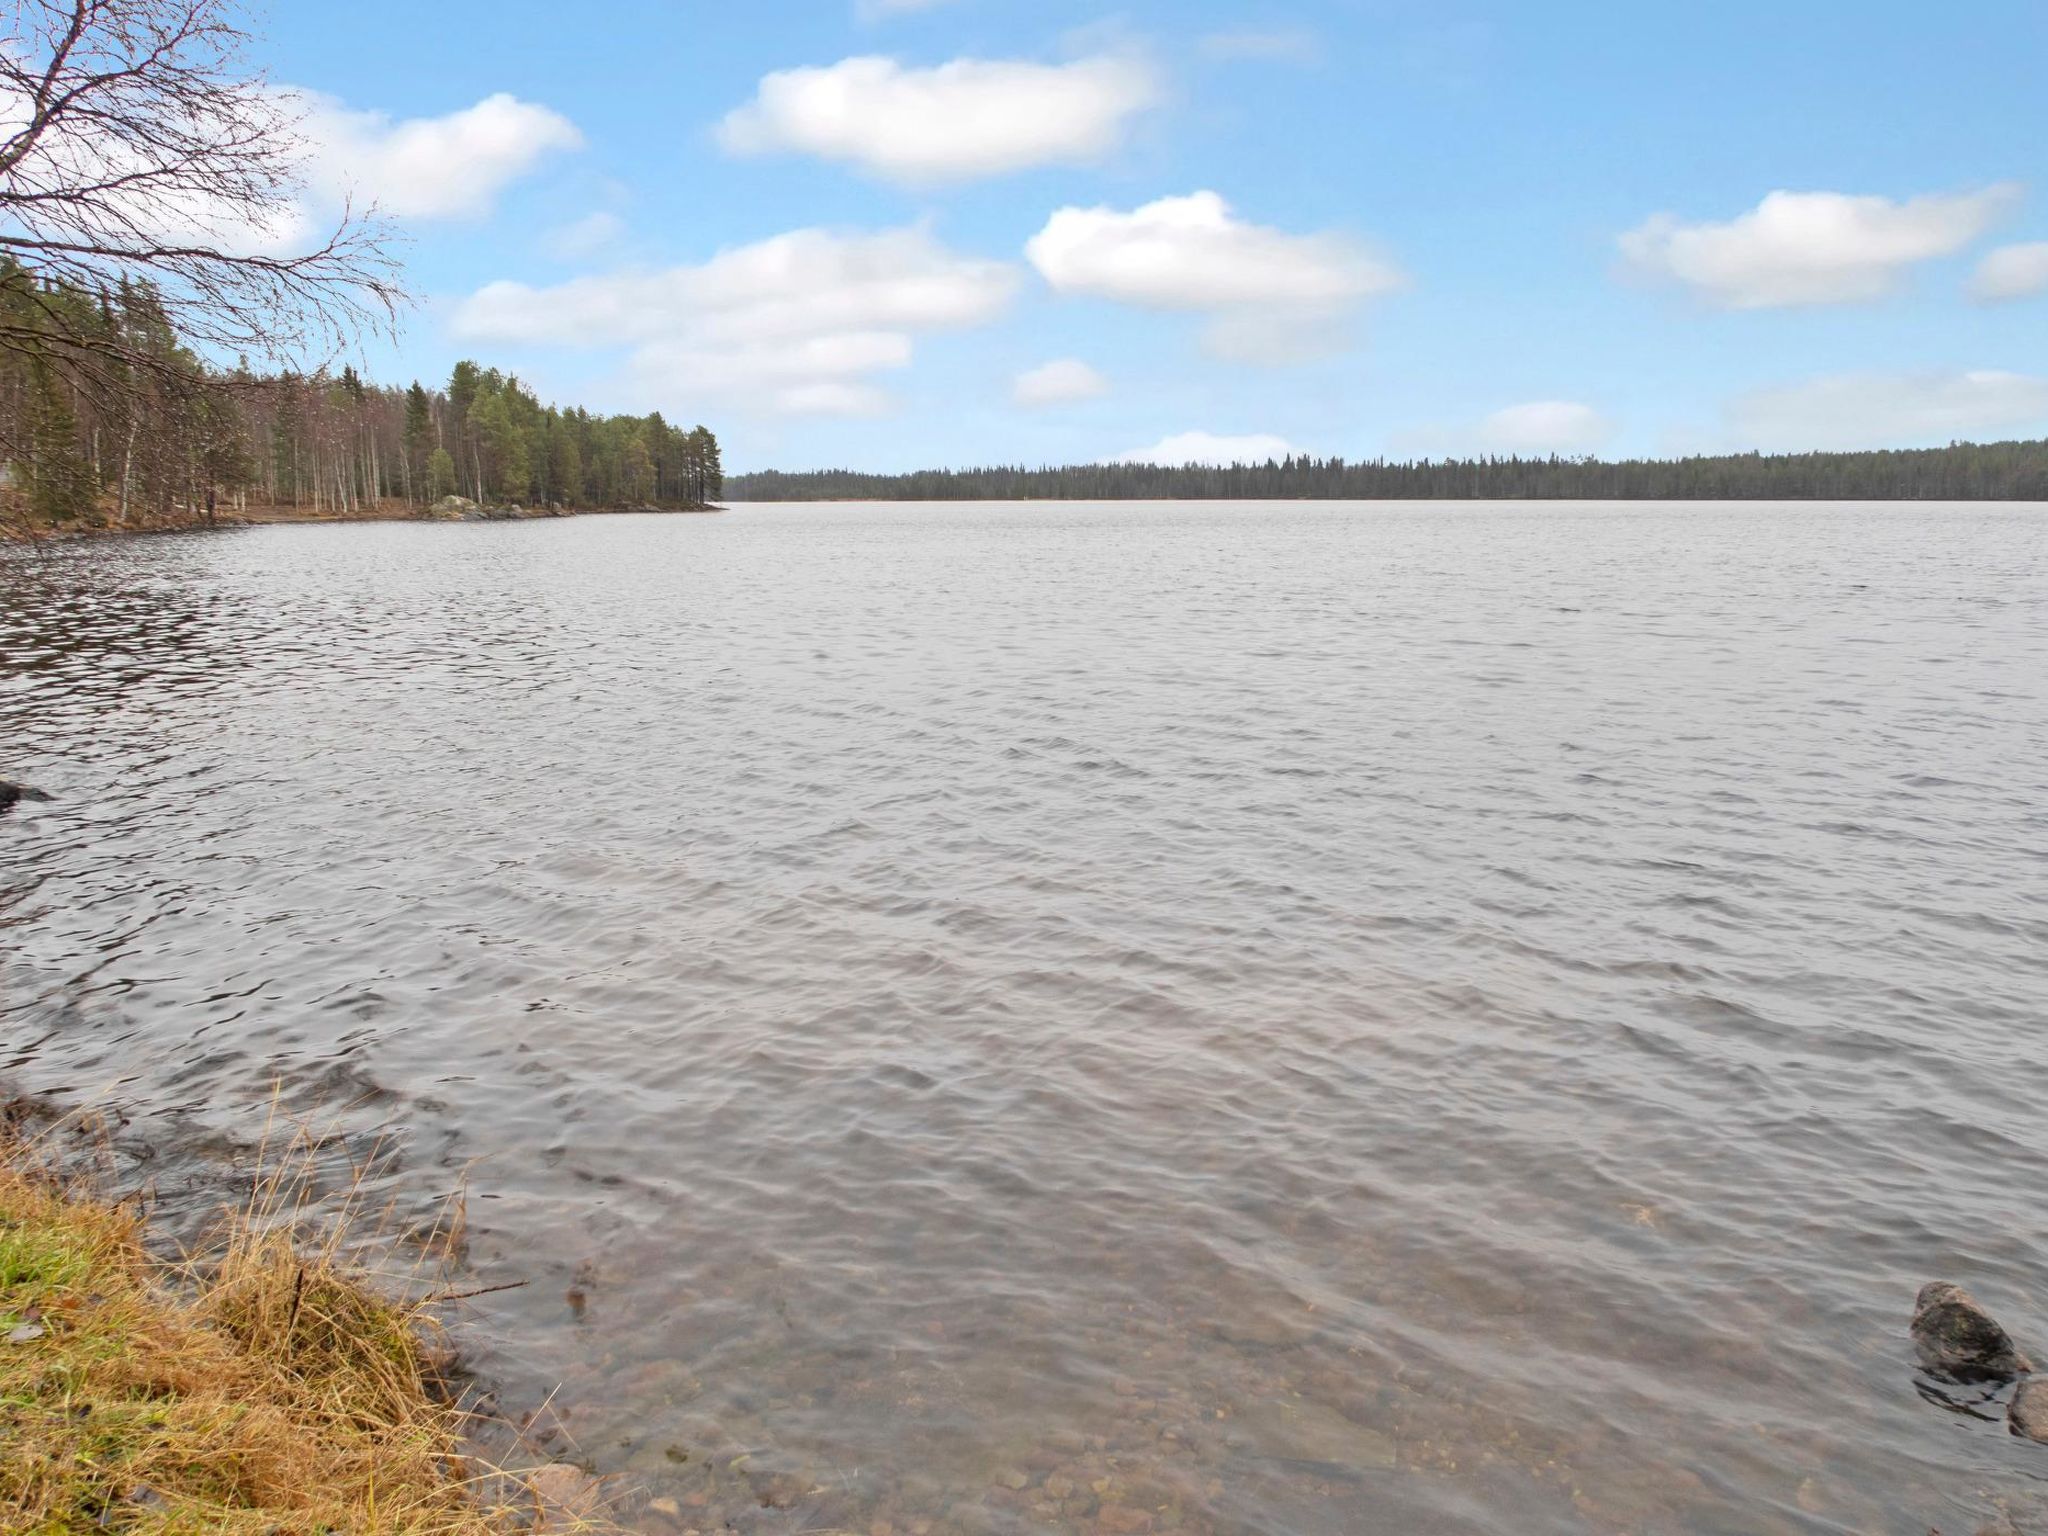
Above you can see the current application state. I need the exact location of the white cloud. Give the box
[1480,400,1613,454]
[1198,29,1321,65]
[453,224,1019,417]
[0,84,579,262]
[295,91,583,220]
[1970,242,2048,303]
[1117,431,1299,466]
[1725,370,2048,451]
[718,54,1158,184]
[543,210,625,261]
[1026,191,1402,363]
[1390,400,1614,460]
[1619,186,2019,309]
[1013,358,1108,407]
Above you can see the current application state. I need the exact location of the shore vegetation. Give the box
[0,1120,603,1534]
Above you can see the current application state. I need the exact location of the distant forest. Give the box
[728,439,2048,504]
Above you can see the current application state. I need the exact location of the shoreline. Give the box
[0,1099,612,1533]
[2,497,725,545]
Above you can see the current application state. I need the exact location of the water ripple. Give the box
[4,502,2047,1535]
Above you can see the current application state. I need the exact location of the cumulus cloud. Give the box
[1970,242,2048,303]
[294,91,583,221]
[717,54,1158,184]
[1117,431,1298,466]
[1725,370,2048,451]
[1013,358,1108,407]
[1619,186,2018,309]
[1026,191,1402,363]
[1480,401,1613,454]
[453,224,1019,417]
[0,85,579,261]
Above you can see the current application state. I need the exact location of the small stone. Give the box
[0,781,54,815]
[7,1323,47,1344]
[869,1521,894,1536]
[997,1468,1029,1491]
[649,1497,683,1518]
[1045,1473,1075,1500]
[1097,1506,1155,1534]
[2011,1378,2048,1443]
[528,1464,603,1532]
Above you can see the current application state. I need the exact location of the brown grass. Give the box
[0,1117,604,1534]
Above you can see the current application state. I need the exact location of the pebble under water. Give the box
[3,500,2047,1535]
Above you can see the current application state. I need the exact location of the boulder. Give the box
[0,781,53,815]
[1912,1282,2033,1381]
[2013,1379,2048,1443]
[431,495,480,520]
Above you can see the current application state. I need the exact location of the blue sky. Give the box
[258,0,2048,473]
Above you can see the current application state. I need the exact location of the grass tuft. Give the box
[0,1116,604,1534]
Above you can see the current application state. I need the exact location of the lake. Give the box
[4,500,2046,1535]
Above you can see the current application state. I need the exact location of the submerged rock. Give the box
[527,1463,604,1532]
[1912,1282,2033,1381]
[2012,1379,2048,1443]
[1227,1395,1397,1474]
[0,781,54,815]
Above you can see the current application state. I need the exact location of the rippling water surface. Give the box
[5,501,2047,1534]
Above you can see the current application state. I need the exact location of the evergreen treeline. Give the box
[1,264,722,530]
[729,441,2048,504]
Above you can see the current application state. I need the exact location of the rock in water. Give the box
[1227,1396,1397,1474]
[0,781,54,815]
[527,1464,603,1533]
[1912,1282,2033,1381]
[2012,1380,2048,1443]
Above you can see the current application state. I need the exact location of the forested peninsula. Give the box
[1,267,722,539]
[729,438,2048,503]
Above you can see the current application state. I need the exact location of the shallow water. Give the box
[4,501,2047,1535]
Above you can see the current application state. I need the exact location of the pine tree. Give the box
[23,355,95,523]
[402,383,434,505]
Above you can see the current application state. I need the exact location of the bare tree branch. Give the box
[0,0,404,372]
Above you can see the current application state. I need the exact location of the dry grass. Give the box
[0,1118,602,1534]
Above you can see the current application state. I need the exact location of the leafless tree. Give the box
[0,0,403,386]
